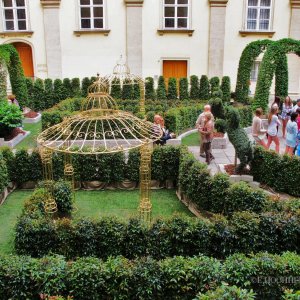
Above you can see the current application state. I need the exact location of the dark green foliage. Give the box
[132,80,140,100]
[25,77,34,105]
[125,148,140,181]
[0,146,14,182]
[110,78,122,99]
[189,75,199,100]
[53,180,73,214]
[63,78,72,98]
[81,77,91,97]
[221,76,231,102]
[214,118,227,133]
[235,39,272,104]
[275,53,288,98]
[167,77,178,100]
[179,77,189,100]
[44,78,54,109]
[122,79,133,100]
[283,290,300,300]
[70,78,81,97]
[0,101,23,137]
[251,146,300,197]
[209,77,220,95]
[199,75,210,100]
[0,152,8,193]
[209,92,225,119]
[53,79,65,105]
[145,77,156,100]
[237,106,253,128]
[157,76,167,100]
[32,78,45,111]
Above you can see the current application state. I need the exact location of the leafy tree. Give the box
[179,77,188,100]
[189,75,199,100]
[221,76,231,102]
[145,77,156,100]
[156,76,167,100]
[199,75,209,100]
[167,77,177,100]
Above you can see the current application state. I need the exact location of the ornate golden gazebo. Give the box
[37,69,161,222]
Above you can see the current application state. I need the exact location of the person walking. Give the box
[196,105,212,157]
[252,108,267,149]
[266,106,281,153]
[280,96,293,138]
[285,112,298,156]
[198,112,214,165]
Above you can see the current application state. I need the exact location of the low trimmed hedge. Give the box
[0,252,299,299]
[15,211,300,259]
[251,146,300,197]
[0,152,8,194]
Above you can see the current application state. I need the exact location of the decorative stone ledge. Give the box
[40,0,61,7]
[124,0,144,6]
[0,31,33,38]
[74,30,110,37]
[239,30,275,38]
[209,0,229,7]
[0,131,30,148]
[23,113,42,124]
[157,29,194,36]
[290,0,300,8]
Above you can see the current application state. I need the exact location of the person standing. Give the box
[199,112,214,165]
[196,105,212,157]
[266,106,281,153]
[252,108,267,149]
[280,96,293,138]
[285,112,298,156]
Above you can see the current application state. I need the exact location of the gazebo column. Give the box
[288,0,300,97]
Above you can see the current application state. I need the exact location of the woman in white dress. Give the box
[266,106,281,153]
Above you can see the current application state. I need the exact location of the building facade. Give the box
[0,0,300,96]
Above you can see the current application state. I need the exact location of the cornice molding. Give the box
[40,0,61,8]
[0,31,33,38]
[124,0,144,7]
[209,0,229,7]
[290,0,300,8]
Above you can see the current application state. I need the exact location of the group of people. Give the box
[252,97,300,156]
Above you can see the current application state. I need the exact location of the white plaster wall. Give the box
[223,0,291,94]
[59,0,126,79]
[0,0,48,79]
[142,0,210,79]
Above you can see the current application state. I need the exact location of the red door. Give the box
[12,42,34,78]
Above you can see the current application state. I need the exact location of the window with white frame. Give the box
[246,0,272,31]
[163,0,189,29]
[250,61,261,81]
[79,0,105,30]
[1,0,28,31]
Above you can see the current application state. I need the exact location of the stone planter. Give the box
[117,180,137,190]
[81,181,107,190]
[212,132,228,149]
[23,113,42,124]
[0,131,30,148]
[20,181,36,189]
[165,179,175,189]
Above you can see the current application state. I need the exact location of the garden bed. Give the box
[0,129,30,148]
[23,111,41,124]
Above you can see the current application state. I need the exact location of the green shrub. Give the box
[237,106,253,128]
[209,95,225,119]
[53,79,65,105]
[0,101,23,137]
[122,78,133,100]
[132,79,140,100]
[110,78,122,99]
[25,77,34,105]
[71,78,81,97]
[210,77,220,95]
[32,78,45,111]
[179,77,189,100]
[146,111,155,122]
[44,78,54,109]
[221,76,231,102]
[199,75,210,100]
[0,146,14,182]
[53,180,73,214]
[195,284,256,300]
[283,289,300,299]
[0,152,8,193]
[145,77,156,100]
[81,77,91,97]
[62,78,72,98]
[215,118,227,133]
[157,76,167,100]
[190,75,199,100]
[125,148,140,182]
[167,77,178,100]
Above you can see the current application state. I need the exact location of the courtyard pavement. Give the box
[188,131,287,175]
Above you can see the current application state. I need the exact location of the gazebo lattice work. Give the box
[38,69,161,221]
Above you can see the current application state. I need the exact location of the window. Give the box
[246,0,272,31]
[1,0,28,31]
[163,0,189,29]
[251,61,260,81]
[79,0,105,30]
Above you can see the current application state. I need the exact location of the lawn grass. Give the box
[181,131,200,146]
[0,189,193,254]
[0,191,31,255]
[15,121,42,150]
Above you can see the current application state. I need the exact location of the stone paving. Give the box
[188,132,287,175]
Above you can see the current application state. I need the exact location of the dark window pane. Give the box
[3,0,12,7]
[165,18,174,28]
[165,7,175,17]
[247,20,257,29]
[259,20,269,30]
[165,0,175,4]
[177,0,188,4]
[16,0,25,6]
[4,9,13,20]
[81,19,91,28]
[177,18,187,28]
[177,7,188,17]
[248,0,258,6]
[93,7,103,18]
[17,9,26,19]
[81,7,90,18]
[260,8,270,20]
[94,18,103,28]
[247,8,257,19]
[80,0,90,5]
[261,0,271,6]
[18,20,26,30]
[93,0,103,4]
[5,20,14,30]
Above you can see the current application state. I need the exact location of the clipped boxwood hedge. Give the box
[0,252,299,299]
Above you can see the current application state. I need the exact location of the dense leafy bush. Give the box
[0,152,8,194]
[236,105,253,128]
[209,92,225,119]
[44,78,54,109]
[53,79,66,105]
[215,118,227,133]
[145,77,156,100]
[167,77,178,100]
[0,101,23,137]
[221,76,231,102]
[32,78,45,111]
[199,75,209,100]
[53,180,73,214]
[0,146,14,182]
[190,75,199,100]
[122,78,133,100]
[25,77,34,103]
[63,78,72,99]
[179,77,189,100]
[157,76,167,100]
[81,77,91,97]
[209,77,220,95]
[70,78,81,97]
